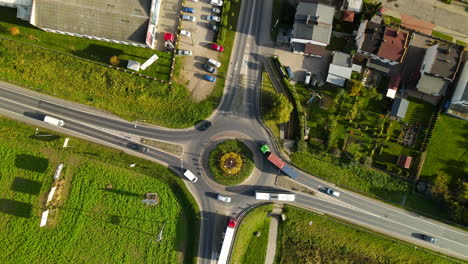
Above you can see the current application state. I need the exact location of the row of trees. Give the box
[431,173,468,223]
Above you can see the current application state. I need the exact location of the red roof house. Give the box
[377,28,408,63]
[342,10,355,23]
[397,155,412,169]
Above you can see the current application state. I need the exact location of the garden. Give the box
[208,139,254,186]
[0,116,199,263]
[275,205,461,264]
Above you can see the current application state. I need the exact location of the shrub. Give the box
[9,27,20,36]
[109,55,120,66]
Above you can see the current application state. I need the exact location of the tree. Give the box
[109,55,120,66]
[345,103,359,123]
[347,80,362,97]
[431,173,450,203]
[9,27,20,36]
[267,93,293,124]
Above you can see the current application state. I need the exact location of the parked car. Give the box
[420,234,438,243]
[202,64,216,73]
[127,142,149,153]
[182,7,195,14]
[207,23,218,32]
[210,0,223,6]
[304,71,311,85]
[181,15,196,22]
[326,188,340,197]
[207,15,221,22]
[203,75,216,82]
[180,29,191,37]
[211,44,224,52]
[217,194,232,203]
[189,0,198,2]
[197,120,212,131]
[212,7,221,13]
[177,49,192,56]
[208,58,221,68]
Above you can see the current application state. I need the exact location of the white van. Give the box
[43,116,64,127]
[207,58,221,68]
[183,170,198,183]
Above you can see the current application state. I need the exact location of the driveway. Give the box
[154,0,182,51]
[177,1,221,102]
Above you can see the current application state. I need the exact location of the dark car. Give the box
[207,23,218,32]
[181,7,195,14]
[420,234,437,243]
[127,142,149,153]
[202,64,216,73]
[197,121,212,131]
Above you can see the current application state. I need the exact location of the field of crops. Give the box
[0,116,198,263]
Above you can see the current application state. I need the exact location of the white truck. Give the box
[43,116,64,127]
[255,191,296,202]
[217,218,237,264]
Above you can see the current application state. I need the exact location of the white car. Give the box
[190,0,198,2]
[210,0,223,6]
[180,30,191,37]
[212,7,221,13]
[181,15,196,22]
[207,58,221,68]
[217,194,231,203]
[207,15,221,22]
[177,49,192,56]
[326,188,340,197]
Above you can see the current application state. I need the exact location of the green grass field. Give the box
[230,204,273,264]
[420,114,468,183]
[275,205,460,264]
[208,140,254,186]
[0,116,199,263]
[261,72,281,139]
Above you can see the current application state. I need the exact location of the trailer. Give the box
[255,191,296,202]
[281,165,299,179]
[217,218,237,264]
[260,145,299,179]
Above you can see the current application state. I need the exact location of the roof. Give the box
[343,10,355,23]
[397,155,412,169]
[304,43,327,56]
[332,52,352,67]
[345,0,363,13]
[327,52,353,87]
[451,61,468,103]
[388,74,401,90]
[376,28,408,62]
[417,74,449,96]
[386,89,397,98]
[357,21,385,54]
[292,2,334,45]
[367,58,392,73]
[32,0,151,44]
[431,45,461,79]
[390,98,409,119]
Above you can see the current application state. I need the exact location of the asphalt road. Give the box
[0,0,467,263]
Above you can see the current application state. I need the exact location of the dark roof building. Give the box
[397,155,412,169]
[390,98,409,119]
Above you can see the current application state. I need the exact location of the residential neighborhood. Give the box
[0,0,466,263]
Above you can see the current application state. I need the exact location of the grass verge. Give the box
[0,116,199,263]
[208,139,254,186]
[230,204,274,264]
[276,205,461,264]
[260,71,280,139]
[432,30,454,42]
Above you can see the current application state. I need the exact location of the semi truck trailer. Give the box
[260,144,299,179]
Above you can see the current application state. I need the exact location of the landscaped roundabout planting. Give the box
[208,139,254,186]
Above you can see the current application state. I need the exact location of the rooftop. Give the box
[390,98,409,119]
[430,44,461,79]
[417,74,449,96]
[357,21,384,54]
[292,2,334,45]
[32,0,151,45]
[451,61,468,103]
[376,28,408,62]
[397,155,412,169]
[332,52,352,67]
[304,43,328,56]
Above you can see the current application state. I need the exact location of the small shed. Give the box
[397,155,412,169]
[390,98,409,120]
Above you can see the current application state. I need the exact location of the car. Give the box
[189,0,198,2]
[420,234,437,243]
[197,120,212,131]
[177,49,192,56]
[181,15,196,22]
[180,29,191,37]
[217,194,232,203]
[207,58,221,68]
[326,188,340,197]
[207,23,218,32]
[181,7,195,13]
[210,44,224,52]
[304,71,311,84]
[127,142,148,153]
[203,75,216,82]
[202,64,216,73]
[211,0,223,6]
[207,15,221,22]
[212,7,221,13]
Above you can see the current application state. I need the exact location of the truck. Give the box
[255,190,295,202]
[260,144,299,179]
[43,115,64,127]
[217,218,237,264]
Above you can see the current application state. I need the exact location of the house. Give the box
[397,155,412,169]
[416,44,461,97]
[326,52,353,87]
[355,21,409,74]
[343,0,363,13]
[342,10,355,23]
[446,61,468,120]
[290,1,334,56]
[390,98,409,119]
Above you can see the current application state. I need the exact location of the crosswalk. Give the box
[87,125,142,143]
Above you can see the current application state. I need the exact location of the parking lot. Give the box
[177,0,223,102]
[154,0,182,51]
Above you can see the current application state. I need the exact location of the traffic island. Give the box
[208,139,254,186]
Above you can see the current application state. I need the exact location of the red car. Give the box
[211,44,224,52]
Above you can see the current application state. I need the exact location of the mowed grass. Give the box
[420,114,468,182]
[276,205,460,264]
[261,71,280,138]
[0,39,214,128]
[230,204,273,264]
[0,116,199,263]
[0,7,171,80]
